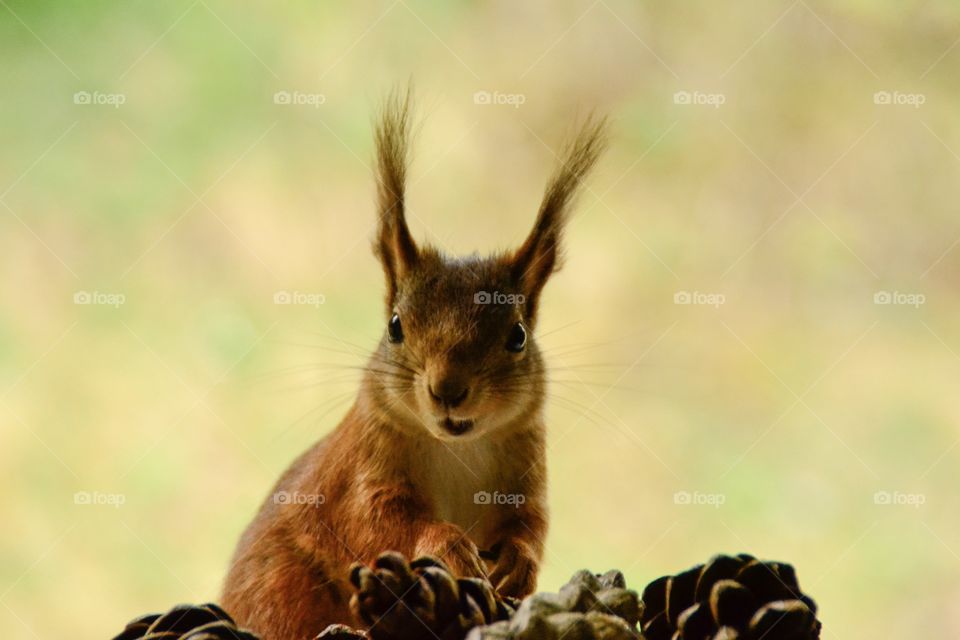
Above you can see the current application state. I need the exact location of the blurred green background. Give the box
[2,1,960,637]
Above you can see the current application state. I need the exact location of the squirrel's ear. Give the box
[373,88,419,307]
[511,116,607,324]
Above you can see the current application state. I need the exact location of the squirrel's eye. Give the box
[505,322,526,353]
[388,313,404,343]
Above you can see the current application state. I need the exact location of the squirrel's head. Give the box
[365,90,606,442]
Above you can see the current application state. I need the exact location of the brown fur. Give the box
[221,90,606,640]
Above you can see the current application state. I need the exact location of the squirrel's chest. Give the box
[412,439,503,538]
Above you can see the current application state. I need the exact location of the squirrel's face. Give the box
[364,90,605,441]
[369,250,546,441]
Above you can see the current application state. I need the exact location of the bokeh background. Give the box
[3,1,960,637]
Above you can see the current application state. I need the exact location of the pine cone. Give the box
[348,551,518,640]
[639,554,820,640]
[111,603,260,640]
[315,623,368,639]
[467,569,641,640]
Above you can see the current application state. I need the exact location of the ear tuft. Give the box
[373,86,419,309]
[512,115,608,324]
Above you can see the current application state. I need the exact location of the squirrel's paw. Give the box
[415,523,487,580]
[487,541,538,598]
[441,538,488,580]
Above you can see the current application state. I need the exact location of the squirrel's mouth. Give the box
[440,417,474,436]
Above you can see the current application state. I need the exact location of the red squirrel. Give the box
[221,91,606,640]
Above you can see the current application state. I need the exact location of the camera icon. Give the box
[474,291,492,304]
[873,491,891,505]
[673,291,691,305]
[673,491,691,505]
[273,91,292,105]
[274,290,292,304]
[73,91,91,105]
[473,90,492,105]
[273,490,292,505]
[73,290,92,305]
[673,91,692,105]
[873,291,892,305]
[473,490,492,505]
[873,91,891,105]
[73,491,92,505]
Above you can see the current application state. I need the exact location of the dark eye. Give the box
[388,313,404,343]
[505,322,526,353]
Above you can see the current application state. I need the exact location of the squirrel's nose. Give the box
[428,381,469,409]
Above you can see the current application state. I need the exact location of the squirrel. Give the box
[221,91,606,640]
